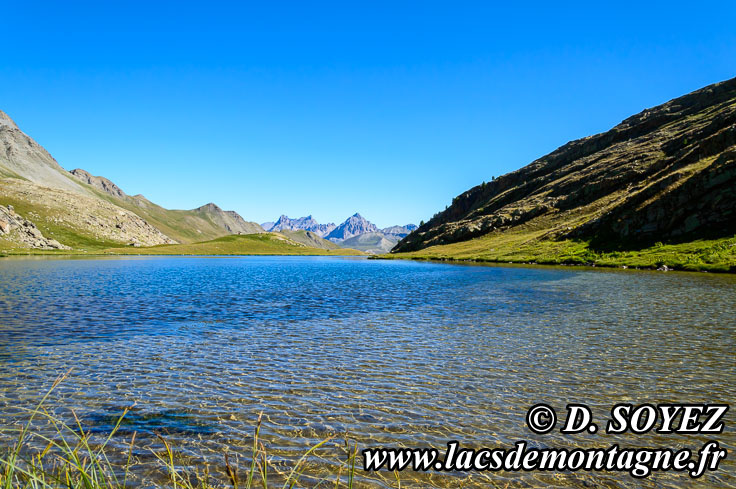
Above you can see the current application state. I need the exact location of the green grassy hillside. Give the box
[278,229,342,250]
[390,77,736,272]
[104,233,364,256]
[383,225,736,273]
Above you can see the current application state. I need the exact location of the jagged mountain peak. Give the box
[266,214,336,237]
[326,213,378,242]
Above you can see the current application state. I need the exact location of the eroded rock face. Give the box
[0,204,70,249]
[69,168,127,199]
[394,76,736,252]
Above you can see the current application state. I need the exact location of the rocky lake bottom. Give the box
[0,256,734,488]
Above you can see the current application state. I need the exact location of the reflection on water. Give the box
[0,256,734,487]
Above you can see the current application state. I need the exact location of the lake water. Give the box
[0,256,734,488]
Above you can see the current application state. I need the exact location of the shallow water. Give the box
[0,256,734,487]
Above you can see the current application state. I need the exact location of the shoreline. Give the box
[3,249,735,276]
[374,253,736,275]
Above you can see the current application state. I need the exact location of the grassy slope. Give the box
[103,233,364,256]
[385,227,736,273]
[386,154,736,272]
[386,153,736,272]
[387,127,736,273]
[390,81,736,273]
[95,192,231,244]
[278,229,342,250]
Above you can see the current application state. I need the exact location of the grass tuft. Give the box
[0,375,364,489]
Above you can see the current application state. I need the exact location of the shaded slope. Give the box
[395,77,736,255]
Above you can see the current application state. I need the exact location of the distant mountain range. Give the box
[263,215,336,237]
[262,214,417,253]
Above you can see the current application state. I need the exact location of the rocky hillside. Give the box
[0,110,263,250]
[394,77,736,254]
[0,203,69,250]
[0,178,176,249]
[69,168,127,199]
[0,111,92,194]
[192,203,264,235]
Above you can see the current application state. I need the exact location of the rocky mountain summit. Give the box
[325,213,379,242]
[263,215,336,237]
[394,76,736,254]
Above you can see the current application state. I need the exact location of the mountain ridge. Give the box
[0,110,264,250]
[390,76,736,271]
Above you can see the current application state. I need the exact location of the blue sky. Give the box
[2,2,734,227]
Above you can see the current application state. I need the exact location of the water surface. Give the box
[0,256,734,487]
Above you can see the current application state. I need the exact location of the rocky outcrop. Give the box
[69,168,127,199]
[0,204,70,249]
[394,76,736,252]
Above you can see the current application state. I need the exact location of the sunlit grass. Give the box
[385,231,736,273]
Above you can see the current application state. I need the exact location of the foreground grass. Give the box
[384,230,736,273]
[102,233,363,256]
[0,374,366,489]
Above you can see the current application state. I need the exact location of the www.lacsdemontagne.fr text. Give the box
[362,440,726,478]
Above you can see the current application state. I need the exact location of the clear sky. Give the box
[2,2,734,227]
